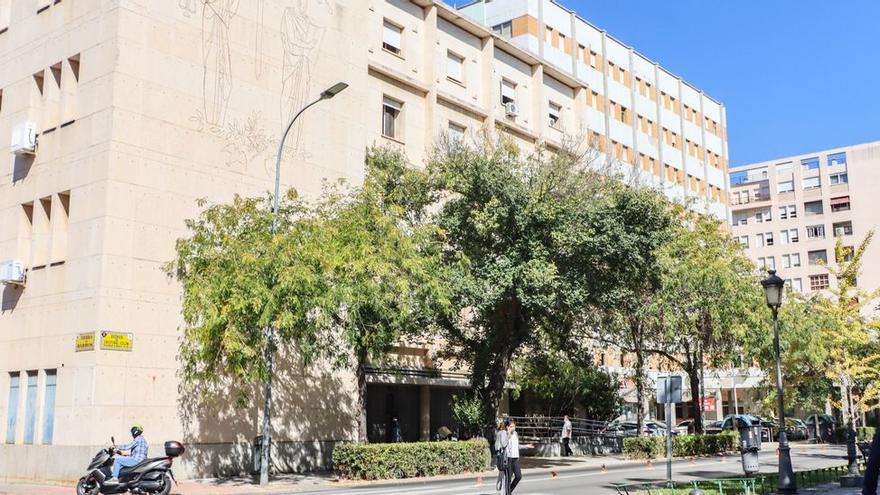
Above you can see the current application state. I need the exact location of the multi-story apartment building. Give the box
[730,142,880,296]
[0,0,729,482]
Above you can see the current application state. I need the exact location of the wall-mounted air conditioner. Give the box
[0,260,26,286]
[11,122,38,156]
[504,102,519,118]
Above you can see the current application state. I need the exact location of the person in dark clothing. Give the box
[864,428,880,495]
[388,417,402,443]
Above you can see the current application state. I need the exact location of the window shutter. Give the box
[383,21,402,50]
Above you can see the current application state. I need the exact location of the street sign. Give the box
[100,332,133,352]
[75,332,95,352]
[656,375,682,404]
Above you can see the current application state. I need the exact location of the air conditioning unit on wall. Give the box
[504,102,519,118]
[0,260,26,286]
[11,122,37,156]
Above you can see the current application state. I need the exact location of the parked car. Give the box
[605,420,669,437]
[677,419,695,434]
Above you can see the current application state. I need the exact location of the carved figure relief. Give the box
[201,0,240,126]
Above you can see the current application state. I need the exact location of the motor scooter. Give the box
[75,436,184,495]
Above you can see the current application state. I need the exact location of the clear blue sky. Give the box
[562,0,880,166]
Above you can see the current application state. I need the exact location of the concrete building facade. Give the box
[0,0,728,482]
[729,142,880,296]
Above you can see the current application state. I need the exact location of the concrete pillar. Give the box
[420,385,430,441]
[419,385,430,441]
[715,388,723,421]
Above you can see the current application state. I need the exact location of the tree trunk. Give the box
[632,321,646,436]
[483,344,515,426]
[687,366,703,434]
[356,350,368,443]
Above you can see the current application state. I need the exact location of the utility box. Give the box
[11,122,37,156]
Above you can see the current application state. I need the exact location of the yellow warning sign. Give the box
[100,332,133,352]
[75,332,95,352]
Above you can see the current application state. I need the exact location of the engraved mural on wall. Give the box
[279,0,334,160]
[201,0,240,126]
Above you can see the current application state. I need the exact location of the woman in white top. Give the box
[504,419,529,493]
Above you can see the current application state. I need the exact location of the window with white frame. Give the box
[829,172,848,185]
[756,209,771,223]
[791,253,801,267]
[766,256,776,270]
[778,180,794,193]
[492,21,512,38]
[780,230,790,245]
[765,232,774,246]
[756,233,765,247]
[782,254,791,268]
[827,152,846,166]
[804,200,823,216]
[548,101,562,128]
[776,162,793,174]
[790,228,800,243]
[809,273,830,291]
[757,257,766,268]
[382,96,402,139]
[779,206,788,220]
[500,79,516,105]
[787,205,797,218]
[802,176,821,190]
[808,249,828,265]
[447,51,464,84]
[738,235,749,248]
[792,278,803,293]
[733,212,748,226]
[806,225,825,239]
[382,20,403,55]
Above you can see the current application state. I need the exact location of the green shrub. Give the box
[624,432,739,460]
[857,427,877,442]
[332,439,490,480]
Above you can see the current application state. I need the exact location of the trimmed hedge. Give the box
[332,439,491,480]
[624,432,739,460]
[833,426,877,443]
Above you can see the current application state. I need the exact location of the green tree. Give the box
[168,150,450,443]
[648,210,764,433]
[415,139,674,426]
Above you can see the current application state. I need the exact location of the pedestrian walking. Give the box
[561,415,573,457]
[388,417,402,443]
[494,422,509,494]
[864,427,880,495]
[504,419,534,493]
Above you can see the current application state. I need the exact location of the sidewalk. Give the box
[801,483,861,494]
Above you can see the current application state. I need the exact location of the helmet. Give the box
[131,425,144,437]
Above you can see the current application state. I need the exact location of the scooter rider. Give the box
[109,425,148,482]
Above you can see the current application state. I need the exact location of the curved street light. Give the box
[260,81,349,486]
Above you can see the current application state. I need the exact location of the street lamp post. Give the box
[259,81,348,487]
[761,269,797,494]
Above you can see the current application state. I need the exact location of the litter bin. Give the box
[739,423,761,475]
[253,435,271,474]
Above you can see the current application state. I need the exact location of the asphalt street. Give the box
[298,445,848,495]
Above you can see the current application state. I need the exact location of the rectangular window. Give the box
[778,206,788,220]
[23,371,37,445]
[829,172,848,185]
[446,51,464,83]
[837,246,854,263]
[757,257,766,268]
[788,205,798,218]
[790,228,800,243]
[830,196,850,212]
[776,162,793,174]
[802,176,821,190]
[777,180,794,193]
[548,101,561,128]
[791,253,801,267]
[382,20,403,55]
[448,121,465,143]
[766,256,776,270]
[792,278,803,293]
[808,249,828,265]
[782,254,791,269]
[738,235,749,248]
[500,79,516,105]
[5,372,19,444]
[827,152,846,166]
[765,232,774,246]
[780,230,789,245]
[756,233,765,247]
[41,370,56,444]
[806,225,825,239]
[801,157,820,170]
[382,96,402,139]
[810,274,830,291]
[804,200,824,216]
[833,221,853,237]
[733,212,748,226]
[492,21,512,38]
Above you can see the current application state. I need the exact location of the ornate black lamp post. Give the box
[761,269,797,494]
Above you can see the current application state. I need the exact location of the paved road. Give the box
[299,445,848,495]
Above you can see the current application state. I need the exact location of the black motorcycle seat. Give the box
[120,457,167,474]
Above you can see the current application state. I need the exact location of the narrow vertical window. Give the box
[23,371,38,445]
[41,370,56,444]
[500,79,516,105]
[446,51,464,84]
[5,373,20,444]
[548,101,561,128]
[382,20,403,55]
[382,96,402,140]
[448,121,465,143]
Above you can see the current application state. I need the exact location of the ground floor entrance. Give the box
[365,384,470,443]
